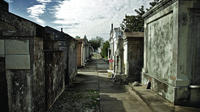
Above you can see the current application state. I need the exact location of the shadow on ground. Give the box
[49,74,127,112]
[49,58,127,112]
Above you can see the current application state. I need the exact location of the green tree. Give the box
[121,0,160,32]
[147,0,160,10]
[89,36,104,51]
[100,41,109,58]
[121,5,145,32]
[135,5,145,16]
[75,36,80,39]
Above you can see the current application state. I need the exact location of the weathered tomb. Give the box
[0,1,78,111]
[0,4,46,111]
[142,0,200,105]
[123,32,144,82]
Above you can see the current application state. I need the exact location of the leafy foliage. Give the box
[121,5,145,32]
[135,5,145,16]
[89,36,104,51]
[147,0,160,10]
[121,1,160,32]
[75,36,81,39]
[100,41,109,58]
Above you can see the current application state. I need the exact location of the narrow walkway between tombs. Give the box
[49,53,150,112]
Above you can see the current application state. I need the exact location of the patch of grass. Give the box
[83,90,100,111]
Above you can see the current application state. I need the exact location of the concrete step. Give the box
[126,84,200,112]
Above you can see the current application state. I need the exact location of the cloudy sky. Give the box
[6,0,152,40]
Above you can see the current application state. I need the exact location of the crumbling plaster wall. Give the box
[0,9,37,111]
[43,28,67,110]
[178,0,200,85]
[44,50,65,110]
[68,38,77,82]
[0,11,36,37]
[32,37,46,112]
[177,0,200,105]
[127,38,143,82]
[144,1,178,86]
[0,7,73,112]
[143,0,200,105]
[142,0,179,103]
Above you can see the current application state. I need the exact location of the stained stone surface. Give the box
[0,40,4,56]
[5,40,29,55]
[6,55,30,69]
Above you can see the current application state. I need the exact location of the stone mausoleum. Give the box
[142,0,200,105]
[123,32,144,82]
[0,1,77,112]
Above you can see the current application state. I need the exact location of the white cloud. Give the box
[27,0,52,25]
[52,0,152,40]
[27,4,45,25]
[27,4,45,18]
[36,0,52,3]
